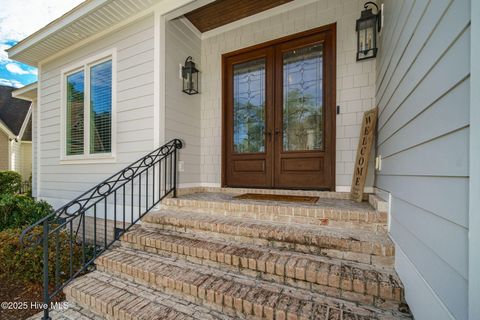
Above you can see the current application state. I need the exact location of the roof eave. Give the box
[6,0,109,65]
[12,82,38,101]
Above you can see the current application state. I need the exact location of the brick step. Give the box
[121,226,404,308]
[96,247,412,319]
[162,193,387,231]
[64,270,235,320]
[142,210,395,266]
[177,187,354,200]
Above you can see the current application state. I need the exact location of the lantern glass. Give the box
[356,6,379,61]
[182,57,199,95]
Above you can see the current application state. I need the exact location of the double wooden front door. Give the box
[223,25,336,190]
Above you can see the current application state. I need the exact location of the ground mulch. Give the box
[0,276,64,320]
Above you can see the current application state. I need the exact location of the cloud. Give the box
[0,78,23,88]
[0,1,84,43]
[0,1,82,86]
[0,43,9,63]
[5,63,35,75]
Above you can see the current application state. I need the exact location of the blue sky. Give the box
[0,0,83,88]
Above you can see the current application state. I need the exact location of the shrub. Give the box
[0,194,53,231]
[0,171,22,195]
[0,227,84,285]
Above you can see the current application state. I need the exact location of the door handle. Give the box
[274,129,281,135]
[266,130,272,140]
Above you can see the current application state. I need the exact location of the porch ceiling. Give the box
[184,0,293,33]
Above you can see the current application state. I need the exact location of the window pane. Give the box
[283,44,323,151]
[233,58,265,153]
[90,60,112,154]
[66,71,85,155]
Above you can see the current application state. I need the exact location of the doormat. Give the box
[234,193,319,204]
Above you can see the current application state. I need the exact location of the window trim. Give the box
[60,48,117,164]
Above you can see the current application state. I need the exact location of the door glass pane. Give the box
[66,70,85,155]
[283,43,323,151]
[233,58,266,153]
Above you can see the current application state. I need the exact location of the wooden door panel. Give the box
[274,28,336,190]
[222,24,336,190]
[233,159,266,172]
[224,48,274,188]
[281,157,323,172]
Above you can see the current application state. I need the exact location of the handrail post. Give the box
[42,220,51,320]
[173,148,177,198]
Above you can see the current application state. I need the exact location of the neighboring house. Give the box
[6,1,479,320]
[0,85,33,180]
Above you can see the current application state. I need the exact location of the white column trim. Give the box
[154,9,161,149]
[36,64,42,197]
[158,13,166,145]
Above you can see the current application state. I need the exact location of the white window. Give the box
[61,50,116,162]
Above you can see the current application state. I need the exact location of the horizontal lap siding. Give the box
[165,19,201,186]
[0,130,8,170]
[376,1,470,319]
[38,15,155,209]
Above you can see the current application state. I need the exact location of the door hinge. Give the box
[336,105,340,114]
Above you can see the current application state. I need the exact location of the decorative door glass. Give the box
[282,43,323,151]
[233,58,266,153]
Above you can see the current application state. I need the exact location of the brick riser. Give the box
[120,227,405,309]
[64,271,235,320]
[94,247,410,320]
[175,187,353,200]
[162,198,388,231]
[142,210,395,267]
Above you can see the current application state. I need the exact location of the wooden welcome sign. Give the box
[351,107,378,202]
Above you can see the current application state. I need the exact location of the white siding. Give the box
[469,1,480,318]
[32,100,38,197]
[0,130,8,170]
[165,19,202,186]
[38,15,155,209]
[200,0,377,189]
[10,139,21,175]
[20,143,32,180]
[375,0,470,319]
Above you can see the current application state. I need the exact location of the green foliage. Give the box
[0,171,22,195]
[0,227,84,285]
[0,194,53,231]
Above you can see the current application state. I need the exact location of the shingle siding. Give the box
[200,0,377,190]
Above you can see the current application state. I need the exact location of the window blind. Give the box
[90,60,112,154]
[66,71,85,155]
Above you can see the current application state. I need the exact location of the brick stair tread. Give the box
[96,247,411,319]
[64,270,235,320]
[121,226,404,304]
[163,192,387,224]
[143,209,395,256]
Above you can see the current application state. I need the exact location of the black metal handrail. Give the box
[20,139,183,320]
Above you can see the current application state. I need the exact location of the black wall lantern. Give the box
[356,2,381,61]
[182,56,199,95]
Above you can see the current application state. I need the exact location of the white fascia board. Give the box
[7,0,109,60]
[12,82,38,101]
[164,0,215,20]
[18,105,32,142]
[200,0,319,39]
[0,121,15,139]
